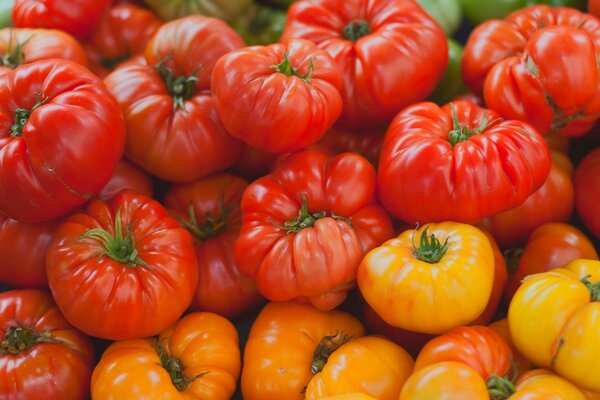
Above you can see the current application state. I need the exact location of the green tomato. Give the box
[143,0,254,22]
[460,0,585,26]
[231,5,286,45]
[0,0,13,29]
[259,0,296,8]
[428,39,468,105]
[416,0,462,36]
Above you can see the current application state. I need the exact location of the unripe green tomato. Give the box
[143,0,253,22]
[0,0,13,29]
[231,5,286,45]
[416,0,462,36]
[429,39,468,105]
[460,0,585,26]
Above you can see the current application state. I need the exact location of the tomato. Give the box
[304,336,414,400]
[92,312,241,399]
[488,318,533,375]
[46,190,198,340]
[319,395,376,400]
[0,28,87,76]
[358,222,495,335]
[461,0,585,25]
[84,4,162,78]
[0,289,94,399]
[378,100,551,224]
[211,39,343,154]
[429,39,469,106]
[234,148,393,310]
[463,5,600,137]
[505,222,598,300]
[0,214,61,288]
[164,173,264,319]
[509,259,600,392]
[0,0,12,28]
[105,15,244,182]
[318,128,385,168]
[545,130,570,153]
[0,59,125,223]
[241,301,365,400]
[479,151,574,248]
[231,4,286,46]
[143,0,252,22]
[280,0,447,129]
[416,0,462,36]
[95,159,153,202]
[591,0,600,17]
[13,0,111,39]
[575,147,600,240]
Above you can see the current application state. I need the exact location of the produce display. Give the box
[2,0,600,399]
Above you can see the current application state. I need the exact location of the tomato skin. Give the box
[506,222,598,300]
[509,259,600,392]
[416,0,462,36]
[234,148,393,310]
[378,100,551,224]
[358,222,495,335]
[429,39,469,106]
[479,151,574,248]
[318,128,385,168]
[592,0,600,17]
[92,312,241,400]
[105,15,244,183]
[280,0,447,129]
[241,301,365,400]
[304,336,414,400]
[461,0,585,25]
[575,147,600,240]
[0,289,94,400]
[85,4,162,78]
[211,39,343,154]
[0,214,60,288]
[0,28,87,75]
[488,318,532,375]
[13,0,111,39]
[143,0,252,22]
[46,190,198,340]
[164,173,264,318]
[0,59,126,223]
[463,6,600,137]
[96,159,153,202]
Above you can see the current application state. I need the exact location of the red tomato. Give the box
[105,16,244,182]
[378,100,551,224]
[591,0,600,17]
[0,28,87,76]
[234,147,393,310]
[13,0,111,39]
[479,151,574,248]
[164,173,264,318]
[0,60,126,223]
[46,190,198,340]
[575,147,600,240]
[318,128,385,167]
[0,289,94,399]
[0,214,60,288]
[280,0,447,129]
[96,159,153,202]
[211,39,343,154]
[85,4,162,78]
[463,5,600,137]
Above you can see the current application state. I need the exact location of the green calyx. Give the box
[179,198,231,242]
[412,226,451,264]
[448,103,493,146]
[0,320,62,356]
[271,52,314,84]
[10,93,47,138]
[80,207,148,268]
[342,19,372,42]
[155,57,199,110]
[487,374,517,400]
[503,248,524,274]
[154,338,208,391]
[310,331,353,375]
[282,194,351,234]
[581,274,600,301]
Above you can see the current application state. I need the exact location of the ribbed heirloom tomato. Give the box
[0,59,125,223]
[211,39,343,154]
[104,15,244,182]
[95,159,154,202]
[378,100,551,224]
[280,0,448,129]
[46,190,198,340]
[575,147,600,240]
[234,147,393,310]
[92,312,241,400]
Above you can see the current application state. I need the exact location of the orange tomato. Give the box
[488,318,532,375]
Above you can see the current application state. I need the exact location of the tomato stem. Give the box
[411,226,451,264]
[179,197,231,242]
[281,194,351,234]
[271,52,315,83]
[487,375,517,400]
[10,93,47,138]
[80,207,148,268]
[1,31,25,69]
[448,103,497,146]
[154,338,208,391]
[503,248,524,274]
[581,275,600,301]
[343,19,372,42]
[0,319,61,356]
[310,331,353,374]
[154,57,199,110]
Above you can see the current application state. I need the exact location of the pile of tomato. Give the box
[2,0,600,398]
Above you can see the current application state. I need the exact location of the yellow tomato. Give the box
[509,259,600,392]
[357,222,495,334]
[91,312,240,400]
[305,336,414,399]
